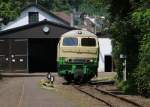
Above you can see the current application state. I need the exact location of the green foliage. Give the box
[38,0,54,10]
[111,20,139,94]
[52,0,70,12]
[68,0,84,10]
[135,34,150,96]
[131,8,150,96]
[79,0,109,17]
[0,0,20,24]
[107,0,150,96]
[132,9,150,33]
[108,0,131,21]
[136,64,150,96]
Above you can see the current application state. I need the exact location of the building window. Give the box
[28,12,39,24]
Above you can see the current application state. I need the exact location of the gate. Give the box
[0,39,28,72]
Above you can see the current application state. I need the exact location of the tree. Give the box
[68,0,84,11]
[52,0,70,12]
[107,0,150,96]
[38,0,54,10]
[0,0,21,24]
[131,8,150,96]
[79,0,109,17]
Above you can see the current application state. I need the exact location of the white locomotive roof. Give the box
[61,30,97,37]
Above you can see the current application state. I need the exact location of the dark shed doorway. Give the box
[28,38,59,72]
[104,55,112,72]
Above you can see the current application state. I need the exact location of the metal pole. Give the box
[94,24,97,34]
[94,16,96,34]
[36,0,38,4]
[123,59,127,81]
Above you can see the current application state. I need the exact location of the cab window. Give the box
[81,38,96,46]
[63,37,78,46]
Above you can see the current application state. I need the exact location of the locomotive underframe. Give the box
[58,62,98,82]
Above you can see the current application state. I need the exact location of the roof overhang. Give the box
[0,20,76,38]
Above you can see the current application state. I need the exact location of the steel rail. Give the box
[89,80,143,107]
[73,85,113,107]
[95,86,143,107]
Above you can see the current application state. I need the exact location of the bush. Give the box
[111,20,139,92]
[135,34,150,97]
[136,64,150,97]
[131,8,150,96]
[107,0,150,96]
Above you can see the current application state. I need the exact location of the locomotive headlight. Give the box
[64,58,68,62]
[89,58,97,63]
[87,59,93,63]
[68,59,72,62]
[64,58,72,63]
[90,59,93,62]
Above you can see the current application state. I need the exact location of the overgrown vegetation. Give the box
[0,0,21,24]
[132,8,150,96]
[107,0,150,96]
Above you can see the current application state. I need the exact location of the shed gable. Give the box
[2,5,69,31]
[0,20,74,38]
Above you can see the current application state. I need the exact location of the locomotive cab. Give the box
[57,30,99,82]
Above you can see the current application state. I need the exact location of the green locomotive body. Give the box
[57,30,99,82]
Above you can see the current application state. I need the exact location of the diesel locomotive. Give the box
[57,30,99,82]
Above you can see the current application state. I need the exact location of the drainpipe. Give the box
[94,24,97,34]
[70,8,76,27]
[0,18,3,31]
[70,13,74,27]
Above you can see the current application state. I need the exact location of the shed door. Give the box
[0,39,9,72]
[0,39,28,72]
[11,39,28,72]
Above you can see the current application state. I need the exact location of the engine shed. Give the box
[0,20,74,73]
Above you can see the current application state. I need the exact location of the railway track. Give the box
[73,84,143,107]
[73,84,112,107]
